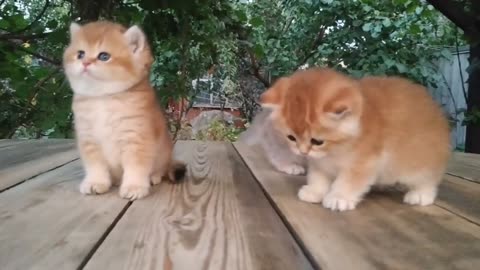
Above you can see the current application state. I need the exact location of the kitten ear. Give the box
[326,104,351,120]
[69,22,81,39]
[324,86,362,120]
[260,77,289,109]
[123,25,147,54]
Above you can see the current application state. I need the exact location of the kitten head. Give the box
[63,21,153,96]
[260,68,364,158]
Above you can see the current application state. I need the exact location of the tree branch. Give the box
[0,32,51,41]
[6,68,61,138]
[455,28,468,104]
[296,26,326,69]
[247,50,270,87]
[13,0,50,34]
[425,0,480,38]
[6,40,62,66]
[281,16,294,34]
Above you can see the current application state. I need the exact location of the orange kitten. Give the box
[260,68,451,211]
[63,21,185,200]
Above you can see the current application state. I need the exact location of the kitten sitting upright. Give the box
[260,68,451,211]
[63,21,185,200]
[238,108,306,175]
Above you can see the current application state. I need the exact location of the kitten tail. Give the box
[168,160,187,182]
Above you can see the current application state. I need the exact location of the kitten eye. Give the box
[97,52,111,61]
[287,135,296,142]
[311,138,324,146]
[77,50,85,59]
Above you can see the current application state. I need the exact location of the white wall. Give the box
[432,46,469,150]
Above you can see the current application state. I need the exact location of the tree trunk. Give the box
[70,0,119,21]
[465,43,480,153]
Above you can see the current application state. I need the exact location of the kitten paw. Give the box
[151,174,163,185]
[279,164,306,175]
[79,179,111,195]
[403,189,436,206]
[119,185,150,201]
[298,185,324,203]
[322,193,358,211]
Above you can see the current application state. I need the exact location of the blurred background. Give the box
[0,0,474,151]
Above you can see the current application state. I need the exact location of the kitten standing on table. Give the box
[63,21,185,200]
[260,68,451,211]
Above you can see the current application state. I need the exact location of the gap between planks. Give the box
[0,158,79,193]
[77,201,133,270]
[231,142,321,270]
[233,142,480,270]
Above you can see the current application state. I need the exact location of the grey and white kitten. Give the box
[238,108,306,175]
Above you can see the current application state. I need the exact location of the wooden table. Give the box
[0,139,479,270]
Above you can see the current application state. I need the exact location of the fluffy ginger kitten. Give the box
[63,21,185,200]
[260,68,451,211]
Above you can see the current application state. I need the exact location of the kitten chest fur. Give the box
[73,95,134,171]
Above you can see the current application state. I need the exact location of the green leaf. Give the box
[395,63,408,73]
[382,18,391,27]
[249,17,263,27]
[420,66,429,77]
[440,48,452,60]
[410,24,421,34]
[235,10,248,22]
[46,20,58,29]
[385,59,395,68]
[415,7,423,15]
[164,51,175,58]
[362,23,372,32]
[353,20,363,27]
[254,44,264,57]
[267,56,275,64]
[363,5,372,12]
[0,19,10,29]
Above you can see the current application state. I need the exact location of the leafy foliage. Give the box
[195,119,244,142]
[0,0,465,139]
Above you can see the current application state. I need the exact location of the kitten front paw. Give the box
[79,179,111,195]
[403,189,436,206]
[298,185,324,203]
[279,164,306,175]
[150,173,163,185]
[322,192,358,211]
[119,184,150,201]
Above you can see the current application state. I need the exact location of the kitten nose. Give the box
[299,145,310,155]
[82,61,92,67]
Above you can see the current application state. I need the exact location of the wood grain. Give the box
[84,141,313,270]
[0,139,28,148]
[234,142,480,270]
[447,152,480,182]
[0,160,128,270]
[0,139,79,191]
[436,174,480,224]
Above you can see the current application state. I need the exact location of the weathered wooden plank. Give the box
[0,139,28,148]
[0,139,78,191]
[436,174,480,224]
[234,142,480,270]
[84,141,312,270]
[0,160,128,270]
[447,152,480,182]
